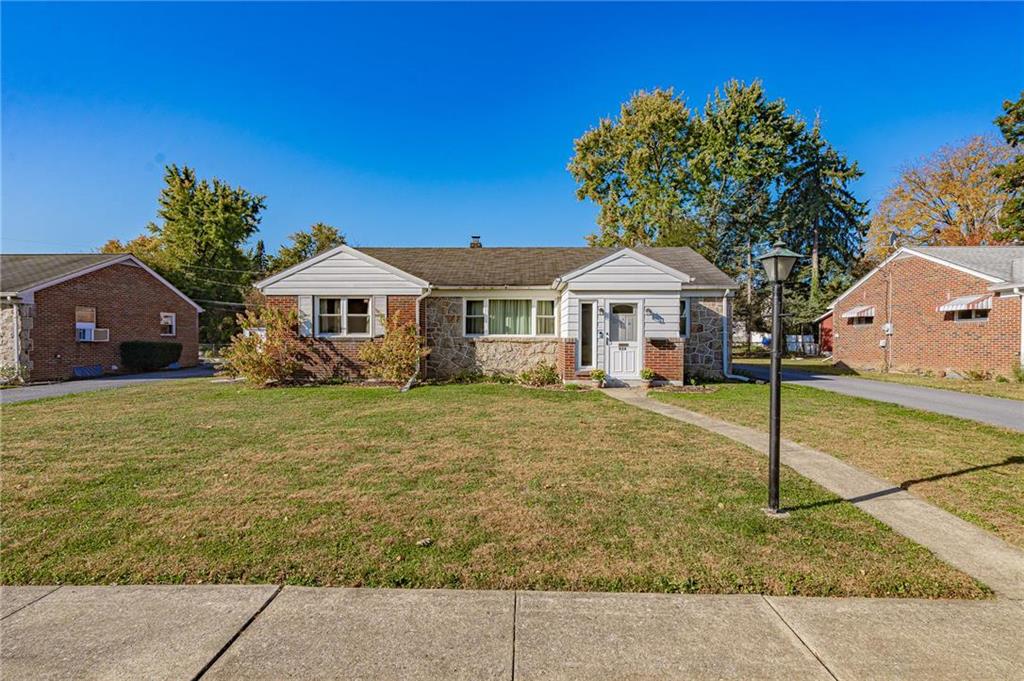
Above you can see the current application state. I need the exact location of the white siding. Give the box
[566,254,685,291]
[562,290,682,341]
[262,249,424,296]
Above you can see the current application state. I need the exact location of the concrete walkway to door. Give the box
[602,388,1024,600]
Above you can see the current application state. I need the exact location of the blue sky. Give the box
[2,2,1022,253]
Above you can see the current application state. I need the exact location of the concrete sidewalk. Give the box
[734,362,1024,432]
[603,388,1024,600]
[2,585,1022,680]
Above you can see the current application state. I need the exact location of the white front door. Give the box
[607,302,640,379]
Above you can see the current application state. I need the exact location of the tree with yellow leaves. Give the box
[865,136,1013,262]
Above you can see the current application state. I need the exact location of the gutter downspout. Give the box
[401,286,434,392]
[721,293,749,382]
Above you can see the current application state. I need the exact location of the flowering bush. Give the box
[357,316,429,382]
[222,306,304,386]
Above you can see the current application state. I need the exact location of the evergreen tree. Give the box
[779,117,868,301]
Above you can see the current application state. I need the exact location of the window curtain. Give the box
[489,299,531,335]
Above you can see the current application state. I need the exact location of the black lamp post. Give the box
[756,240,802,514]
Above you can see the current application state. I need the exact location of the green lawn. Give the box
[0,380,987,598]
[735,358,1024,401]
[653,384,1024,549]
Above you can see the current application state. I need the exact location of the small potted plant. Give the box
[640,367,656,388]
[590,368,606,388]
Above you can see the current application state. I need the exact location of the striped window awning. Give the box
[841,305,876,319]
[936,294,993,312]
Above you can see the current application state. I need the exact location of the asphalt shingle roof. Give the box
[0,254,124,294]
[358,247,736,288]
[913,246,1024,283]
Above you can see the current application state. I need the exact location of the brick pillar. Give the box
[557,339,576,381]
[644,338,683,382]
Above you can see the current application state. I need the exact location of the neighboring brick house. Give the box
[0,254,202,382]
[255,239,738,384]
[828,246,1024,377]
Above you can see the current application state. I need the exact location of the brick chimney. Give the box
[469,235,482,248]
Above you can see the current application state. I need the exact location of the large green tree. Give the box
[994,91,1024,241]
[568,88,697,247]
[271,222,346,273]
[103,164,266,343]
[569,80,865,347]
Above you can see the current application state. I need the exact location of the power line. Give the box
[193,299,248,308]
[180,262,264,274]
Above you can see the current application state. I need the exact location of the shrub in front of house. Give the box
[517,362,560,387]
[222,307,303,386]
[119,341,183,372]
[357,317,430,383]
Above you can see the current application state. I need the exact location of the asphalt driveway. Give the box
[735,362,1024,432]
[0,364,216,405]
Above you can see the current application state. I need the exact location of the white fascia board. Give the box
[20,255,203,312]
[255,244,430,290]
[553,247,694,286]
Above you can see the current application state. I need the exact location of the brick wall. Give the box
[556,339,576,380]
[833,254,1022,376]
[28,262,199,382]
[266,294,421,380]
[644,338,684,381]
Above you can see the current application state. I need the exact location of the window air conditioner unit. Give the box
[76,327,109,342]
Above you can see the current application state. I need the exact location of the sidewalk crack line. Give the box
[192,585,283,680]
[762,596,838,681]
[1,585,62,621]
[510,591,519,681]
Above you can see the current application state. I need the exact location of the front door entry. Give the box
[607,303,639,379]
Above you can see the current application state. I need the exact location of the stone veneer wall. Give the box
[423,297,559,378]
[0,303,33,374]
[685,297,725,378]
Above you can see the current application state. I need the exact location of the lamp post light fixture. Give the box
[756,240,803,516]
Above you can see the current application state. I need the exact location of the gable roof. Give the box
[910,246,1024,283]
[355,246,735,288]
[1,253,123,294]
[831,245,1024,309]
[0,253,203,311]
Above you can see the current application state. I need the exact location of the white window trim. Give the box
[314,296,372,338]
[679,299,690,339]
[462,297,557,338]
[578,299,597,369]
[160,312,177,337]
